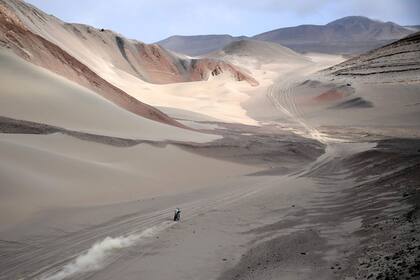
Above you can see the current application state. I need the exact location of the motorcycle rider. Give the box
[174,208,181,221]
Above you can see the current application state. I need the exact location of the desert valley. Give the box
[0,0,419,279]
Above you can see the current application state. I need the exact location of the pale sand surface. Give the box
[3,136,418,280]
[252,65,420,139]
[112,53,343,125]
[0,50,218,142]
[244,53,345,129]
[0,132,260,232]
[156,106,222,122]
[104,70,261,125]
[306,82,420,127]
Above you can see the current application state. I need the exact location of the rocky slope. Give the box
[326,31,420,81]
[0,2,182,127]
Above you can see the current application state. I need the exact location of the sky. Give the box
[26,0,420,43]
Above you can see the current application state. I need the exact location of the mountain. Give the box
[326,31,420,79]
[157,17,414,56]
[0,0,257,87]
[253,16,414,54]
[211,39,310,63]
[405,25,420,32]
[156,34,247,56]
[0,0,181,127]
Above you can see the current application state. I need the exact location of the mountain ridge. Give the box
[157,16,414,56]
[0,0,257,86]
[253,16,413,54]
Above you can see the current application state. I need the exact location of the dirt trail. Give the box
[0,175,275,280]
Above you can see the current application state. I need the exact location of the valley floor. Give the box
[1,125,419,280]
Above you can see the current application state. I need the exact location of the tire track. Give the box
[0,182,267,280]
[267,68,345,144]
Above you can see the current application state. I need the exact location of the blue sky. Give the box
[26,0,420,43]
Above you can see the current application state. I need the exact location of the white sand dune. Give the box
[124,50,338,125]
[156,107,222,122]
[0,50,218,142]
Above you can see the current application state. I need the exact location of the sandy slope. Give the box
[268,33,420,138]
[0,7,182,127]
[239,35,420,140]
[264,74,420,140]
[0,0,262,125]
[244,53,345,127]
[0,133,260,231]
[124,50,341,125]
[3,135,418,280]
[0,50,218,142]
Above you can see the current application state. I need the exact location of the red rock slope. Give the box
[0,0,257,86]
[0,3,184,127]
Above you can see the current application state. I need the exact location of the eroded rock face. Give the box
[127,42,258,85]
[189,58,259,86]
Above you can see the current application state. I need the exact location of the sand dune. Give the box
[0,5,182,127]
[0,133,260,231]
[0,0,261,125]
[0,49,218,142]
